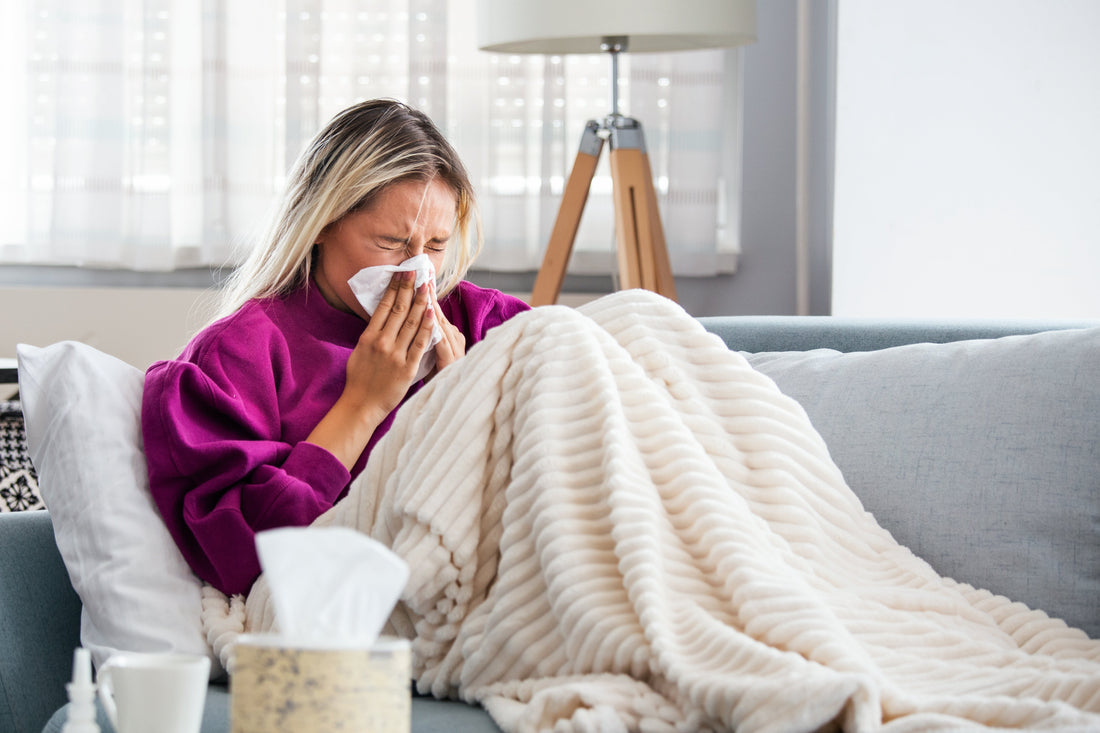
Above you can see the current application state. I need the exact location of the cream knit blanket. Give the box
[205,290,1100,732]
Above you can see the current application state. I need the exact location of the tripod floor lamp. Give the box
[477,1,756,306]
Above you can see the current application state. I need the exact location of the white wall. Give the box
[3,287,215,370]
[833,0,1100,318]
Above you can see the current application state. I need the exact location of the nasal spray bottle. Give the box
[62,647,100,733]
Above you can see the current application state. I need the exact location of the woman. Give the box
[142,99,529,597]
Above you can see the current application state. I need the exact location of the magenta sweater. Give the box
[142,278,529,595]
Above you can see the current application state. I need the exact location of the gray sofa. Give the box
[2,316,1097,733]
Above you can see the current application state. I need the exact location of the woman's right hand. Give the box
[345,269,436,414]
[306,270,436,469]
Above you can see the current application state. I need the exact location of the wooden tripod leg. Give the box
[608,124,677,300]
[639,151,677,299]
[530,122,604,306]
[608,147,648,290]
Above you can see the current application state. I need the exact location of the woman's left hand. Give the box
[431,281,466,372]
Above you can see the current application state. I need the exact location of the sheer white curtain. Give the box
[0,0,744,274]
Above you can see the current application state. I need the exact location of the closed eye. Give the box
[376,237,408,251]
[375,235,449,253]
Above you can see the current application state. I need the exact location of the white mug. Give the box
[96,652,210,733]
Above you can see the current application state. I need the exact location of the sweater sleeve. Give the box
[442,282,532,344]
[142,335,351,596]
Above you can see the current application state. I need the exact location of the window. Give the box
[0,0,745,276]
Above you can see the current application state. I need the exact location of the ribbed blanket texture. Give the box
[203,290,1100,732]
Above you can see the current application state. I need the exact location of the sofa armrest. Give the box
[0,511,82,733]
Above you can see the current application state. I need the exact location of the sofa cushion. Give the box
[745,326,1100,638]
[17,342,219,677]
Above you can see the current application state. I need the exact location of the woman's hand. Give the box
[429,279,466,373]
[306,270,435,469]
[344,270,436,412]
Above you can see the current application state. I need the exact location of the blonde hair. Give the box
[214,99,482,321]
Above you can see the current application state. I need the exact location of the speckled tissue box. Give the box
[230,635,410,733]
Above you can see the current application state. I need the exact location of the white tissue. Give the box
[347,253,443,382]
[255,527,409,648]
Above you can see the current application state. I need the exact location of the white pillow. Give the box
[17,341,220,677]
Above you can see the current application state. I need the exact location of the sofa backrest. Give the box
[698,316,1100,353]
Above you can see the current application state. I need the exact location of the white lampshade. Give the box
[476,0,757,55]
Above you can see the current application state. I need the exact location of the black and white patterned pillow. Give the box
[0,401,42,512]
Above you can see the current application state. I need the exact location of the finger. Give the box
[379,270,418,339]
[366,270,407,332]
[432,305,465,365]
[409,302,437,358]
[436,301,463,350]
[393,281,432,352]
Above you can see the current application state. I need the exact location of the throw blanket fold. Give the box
[204,290,1100,732]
